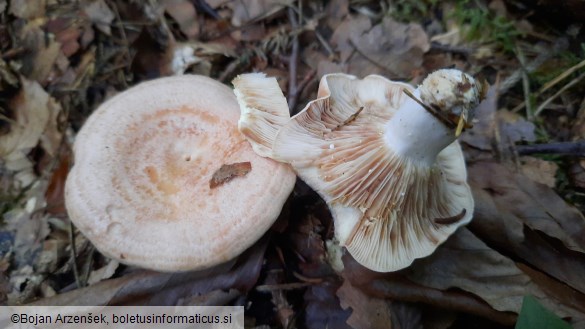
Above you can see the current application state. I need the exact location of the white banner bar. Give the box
[0,306,244,329]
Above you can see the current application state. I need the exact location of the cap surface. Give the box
[65,75,296,272]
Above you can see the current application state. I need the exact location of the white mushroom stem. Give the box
[383,90,455,165]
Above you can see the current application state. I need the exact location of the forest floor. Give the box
[1,0,585,328]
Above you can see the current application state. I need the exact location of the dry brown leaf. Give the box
[498,109,536,144]
[209,162,252,188]
[330,16,429,78]
[460,85,497,151]
[9,0,46,19]
[330,15,371,64]
[304,282,353,329]
[409,229,557,311]
[569,161,585,190]
[30,237,268,306]
[163,0,199,39]
[46,17,84,58]
[19,21,63,84]
[469,160,585,294]
[178,288,241,306]
[0,58,19,89]
[337,277,393,329]
[282,195,353,328]
[0,260,10,304]
[461,86,536,159]
[405,228,585,327]
[230,0,291,27]
[1,79,52,159]
[341,254,517,326]
[519,156,558,187]
[324,0,349,30]
[82,0,115,35]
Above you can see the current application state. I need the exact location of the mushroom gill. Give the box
[233,70,482,272]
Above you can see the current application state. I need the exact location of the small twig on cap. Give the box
[333,106,364,131]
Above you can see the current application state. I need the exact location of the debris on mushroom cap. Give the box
[65,75,296,272]
[233,69,484,272]
[419,69,483,117]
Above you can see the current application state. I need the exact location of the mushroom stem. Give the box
[384,89,457,165]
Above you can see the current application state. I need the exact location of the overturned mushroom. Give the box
[233,69,485,272]
[65,75,296,272]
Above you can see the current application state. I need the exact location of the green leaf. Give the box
[516,295,573,329]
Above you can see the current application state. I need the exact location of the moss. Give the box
[451,0,521,54]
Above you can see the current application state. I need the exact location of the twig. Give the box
[192,0,221,20]
[499,38,568,95]
[315,30,336,58]
[69,222,82,288]
[516,141,585,157]
[218,58,243,83]
[512,57,585,113]
[515,45,534,120]
[256,282,314,292]
[287,7,300,113]
[430,42,472,56]
[534,72,585,116]
[292,271,323,284]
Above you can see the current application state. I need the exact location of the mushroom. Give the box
[65,75,296,272]
[233,69,486,272]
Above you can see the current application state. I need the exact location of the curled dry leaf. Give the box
[1,78,62,200]
[519,156,558,188]
[569,103,585,189]
[163,0,199,39]
[281,195,353,328]
[341,252,517,326]
[1,79,52,158]
[329,16,430,78]
[304,281,353,329]
[497,109,536,144]
[405,228,585,328]
[460,86,497,151]
[337,276,393,329]
[29,237,268,306]
[469,160,585,295]
[82,0,115,36]
[209,162,252,188]
[9,0,45,19]
[460,86,535,155]
[19,22,63,84]
[230,0,292,27]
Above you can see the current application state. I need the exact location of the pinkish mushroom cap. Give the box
[65,75,296,272]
